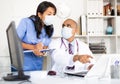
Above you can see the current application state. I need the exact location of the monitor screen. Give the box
[3,21,30,81]
[7,21,23,70]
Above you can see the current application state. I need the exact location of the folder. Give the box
[80,15,87,35]
[87,0,103,16]
[23,49,55,53]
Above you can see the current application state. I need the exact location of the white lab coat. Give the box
[48,38,95,74]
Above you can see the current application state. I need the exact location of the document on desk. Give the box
[23,49,55,53]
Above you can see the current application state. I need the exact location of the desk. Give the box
[0,71,120,84]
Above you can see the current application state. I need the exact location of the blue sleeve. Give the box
[44,37,52,46]
[16,18,27,40]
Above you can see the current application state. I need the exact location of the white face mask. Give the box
[43,15,55,26]
[61,27,73,39]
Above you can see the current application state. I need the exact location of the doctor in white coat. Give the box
[48,19,95,75]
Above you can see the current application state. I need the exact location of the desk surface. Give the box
[1,71,120,84]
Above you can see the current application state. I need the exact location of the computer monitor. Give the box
[3,21,30,81]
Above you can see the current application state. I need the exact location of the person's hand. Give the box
[87,64,94,70]
[33,42,45,56]
[78,55,93,63]
[33,49,45,56]
[73,55,93,64]
[36,42,43,50]
[73,55,79,62]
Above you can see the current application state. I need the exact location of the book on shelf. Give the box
[87,18,104,35]
[89,42,105,47]
[89,46,106,50]
[90,47,106,54]
[117,5,120,15]
[80,15,87,35]
[103,3,112,16]
[91,50,106,54]
[89,42,106,54]
[87,0,103,16]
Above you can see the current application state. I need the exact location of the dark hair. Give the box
[29,1,56,38]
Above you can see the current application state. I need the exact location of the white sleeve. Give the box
[78,41,94,57]
[77,40,96,64]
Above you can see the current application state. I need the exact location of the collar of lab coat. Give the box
[62,38,78,55]
[62,38,76,48]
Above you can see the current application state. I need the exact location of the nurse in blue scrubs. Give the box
[16,1,57,71]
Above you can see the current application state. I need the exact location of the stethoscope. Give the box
[60,37,79,55]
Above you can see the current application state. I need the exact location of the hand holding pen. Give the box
[33,42,45,56]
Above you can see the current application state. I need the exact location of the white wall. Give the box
[0,0,13,56]
[0,0,86,56]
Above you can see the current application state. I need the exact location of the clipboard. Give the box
[23,49,55,53]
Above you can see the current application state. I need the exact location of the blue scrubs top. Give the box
[17,18,52,71]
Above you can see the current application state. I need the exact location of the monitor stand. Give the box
[3,70,30,81]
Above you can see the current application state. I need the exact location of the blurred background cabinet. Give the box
[81,0,120,56]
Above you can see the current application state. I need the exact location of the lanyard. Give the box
[60,37,79,54]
